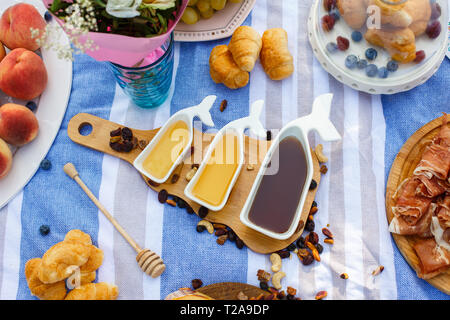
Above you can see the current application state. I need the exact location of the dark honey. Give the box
[248,136,307,234]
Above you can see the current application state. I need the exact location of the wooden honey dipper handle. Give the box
[63,163,166,278]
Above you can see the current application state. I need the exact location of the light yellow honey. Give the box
[143,120,189,180]
[192,134,240,206]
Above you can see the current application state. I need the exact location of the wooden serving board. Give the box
[385,115,450,295]
[68,113,321,254]
[197,282,266,300]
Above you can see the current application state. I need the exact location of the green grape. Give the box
[211,0,226,10]
[196,0,211,12]
[181,7,200,24]
[188,0,198,6]
[200,7,214,19]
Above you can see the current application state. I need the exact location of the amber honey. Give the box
[143,120,189,180]
[191,134,240,206]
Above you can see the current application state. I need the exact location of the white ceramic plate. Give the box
[308,0,448,94]
[174,0,256,42]
[0,0,72,209]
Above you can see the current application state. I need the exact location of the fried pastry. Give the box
[209,45,249,89]
[228,26,262,72]
[25,258,67,300]
[65,282,119,300]
[364,27,416,63]
[260,28,294,80]
[337,0,368,29]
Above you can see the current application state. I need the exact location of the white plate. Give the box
[0,0,72,209]
[174,0,256,42]
[308,0,448,94]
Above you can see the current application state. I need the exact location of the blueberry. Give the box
[39,225,50,236]
[44,11,53,22]
[378,67,388,78]
[40,159,52,170]
[386,60,398,72]
[326,42,338,53]
[365,64,378,77]
[351,31,362,42]
[25,101,37,112]
[330,9,340,21]
[345,54,358,69]
[357,59,368,69]
[365,48,377,61]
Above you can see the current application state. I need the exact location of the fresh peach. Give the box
[0,137,12,179]
[0,3,46,51]
[0,48,48,100]
[0,103,39,146]
[0,42,5,63]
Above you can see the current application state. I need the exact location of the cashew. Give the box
[186,167,198,181]
[314,144,328,163]
[271,271,286,290]
[270,253,282,272]
[197,220,214,234]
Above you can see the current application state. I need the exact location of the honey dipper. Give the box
[63,163,166,278]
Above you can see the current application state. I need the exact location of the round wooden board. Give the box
[68,113,321,254]
[385,115,450,295]
[197,282,266,300]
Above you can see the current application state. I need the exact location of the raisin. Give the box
[121,127,133,141]
[192,279,203,289]
[215,229,227,237]
[122,140,134,152]
[196,225,206,233]
[277,250,290,259]
[305,220,315,232]
[311,201,317,208]
[266,130,272,141]
[158,189,168,203]
[236,237,244,249]
[287,243,296,251]
[110,128,121,137]
[308,232,319,245]
[336,36,349,51]
[426,20,441,39]
[309,179,317,190]
[296,236,306,249]
[315,243,324,254]
[198,206,209,218]
[301,254,314,265]
[414,50,426,63]
[186,206,194,214]
[228,230,236,242]
[321,14,335,32]
[259,281,269,291]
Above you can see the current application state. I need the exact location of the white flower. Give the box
[106,0,143,18]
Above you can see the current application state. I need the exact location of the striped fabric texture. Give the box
[1,0,449,300]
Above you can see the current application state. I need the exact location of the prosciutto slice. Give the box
[413,238,450,279]
[415,175,449,198]
[389,202,433,236]
[392,178,433,226]
[413,114,450,182]
[436,193,450,230]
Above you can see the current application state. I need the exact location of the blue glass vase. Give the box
[109,33,174,109]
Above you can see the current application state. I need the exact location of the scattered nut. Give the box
[166,199,177,207]
[246,164,254,171]
[220,99,228,112]
[186,167,198,181]
[324,238,334,245]
[310,206,318,215]
[237,291,248,300]
[257,269,272,282]
[138,139,147,150]
[270,253,282,272]
[314,144,328,163]
[110,136,121,143]
[271,271,286,290]
[306,241,321,262]
[322,227,333,239]
[308,215,314,221]
[157,189,168,203]
[320,164,328,174]
[315,290,327,300]
[197,220,214,234]
[372,265,384,276]
[286,286,297,296]
[216,234,228,245]
[340,273,349,279]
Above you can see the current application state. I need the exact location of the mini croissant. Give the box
[228,26,262,72]
[209,45,249,89]
[337,0,368,30]
[260,28,294,80]
[65,283,119,300]
[364,27,416,63]
[25,258,67,300]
